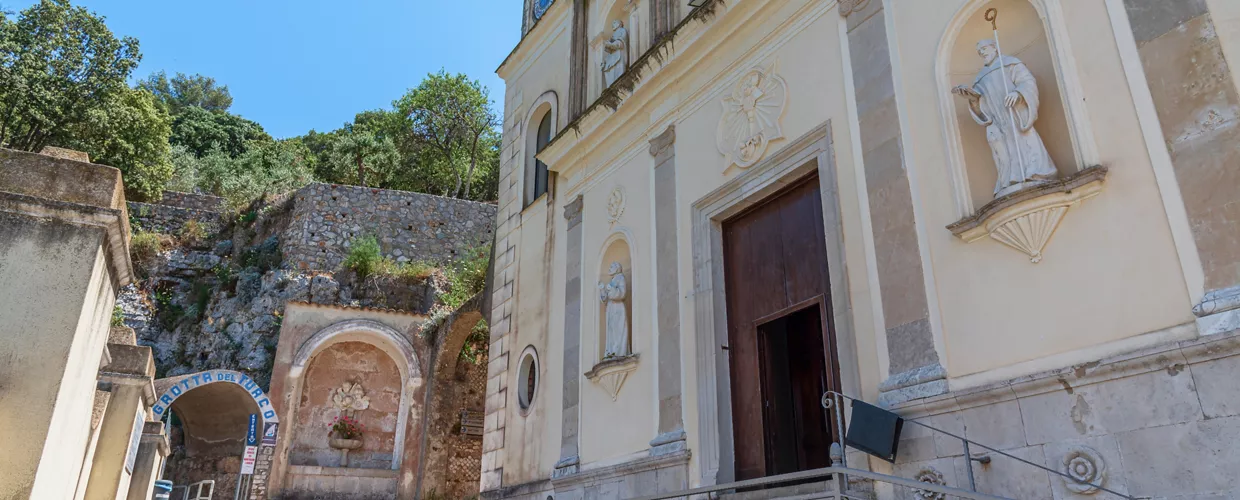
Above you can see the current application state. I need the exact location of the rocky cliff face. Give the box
[118,196,447,388]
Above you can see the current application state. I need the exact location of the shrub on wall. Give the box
[441,244,491,310]
[130,232,171,269]
[343,235,384,278]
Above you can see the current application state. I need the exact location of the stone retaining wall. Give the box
[159,191,227,212]
[282,183,496,271]
[127,202,224,236]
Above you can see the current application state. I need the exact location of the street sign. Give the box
[240,446,258,475]
[262,422,279,446]
[246,414,258,446]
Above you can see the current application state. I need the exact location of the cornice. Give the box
[538,0,832,200]
[498,0,571,78]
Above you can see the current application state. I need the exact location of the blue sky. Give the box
[6,0,521,138]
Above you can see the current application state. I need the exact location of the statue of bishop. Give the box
[602,20,629,89]
[953,39,1058,198]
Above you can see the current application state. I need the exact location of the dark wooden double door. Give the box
[723,175,841,481]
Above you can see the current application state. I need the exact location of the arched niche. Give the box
[286,319,420,471]
[289,341,404,470]
[938,0,1095,214]
[523,91,557,207]
[595,233,634,361]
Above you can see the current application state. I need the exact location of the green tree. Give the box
[324,129,399,187]
[0,0,141,152]
[137,70,234,115]
[170,105,269,158]
[396,71,498,199]
[64,87,173,201]
[196,139,313,207]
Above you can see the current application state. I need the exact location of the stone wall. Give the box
[887,328,1240,499]
[128,201,225,236]
[282,183,496,271]
[159,190,227,212]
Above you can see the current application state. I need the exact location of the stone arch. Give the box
[524,91,559,207]
[415,294,488,499]
[286,319,422,472]
[936,0,1098,215]
[154,371,273,500]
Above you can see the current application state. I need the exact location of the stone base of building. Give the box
[883,327,1240,499]
[484,451,690,500]
[281,465,398,499]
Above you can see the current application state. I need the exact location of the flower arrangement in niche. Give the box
[330,415,365,440]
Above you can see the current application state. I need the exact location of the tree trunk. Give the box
[356,153,367,187]
[463,135,480,199]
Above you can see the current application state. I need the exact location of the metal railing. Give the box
[633,391,1142,499]
[822,391,1137,500]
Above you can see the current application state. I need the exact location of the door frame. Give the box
[691,121,862,486]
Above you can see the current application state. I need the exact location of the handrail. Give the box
[627,465,1015,500]
[823,391,1139,500]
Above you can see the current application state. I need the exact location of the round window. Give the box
[517,347,538,411]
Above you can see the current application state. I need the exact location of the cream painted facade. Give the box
[485,0,1240,499]
[0,148,168,500]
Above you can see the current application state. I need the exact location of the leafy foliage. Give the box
[137,70,234,115]
[64,87,173,201]
[0,0,142,153]
[189,139,314,208]
[440,243,491,310]
[397,71,499,199]
[169,105,269,158]
[130,231,170,266]
[342,235,384,278]
[296,71,501,201]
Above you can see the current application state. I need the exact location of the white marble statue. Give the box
[953,39,1058,198]
[598,262,630,358]
[602,20,629,89]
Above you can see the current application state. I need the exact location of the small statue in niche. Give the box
[952,39,1058,198]
[598,262,630,358]
[602,20,629,89]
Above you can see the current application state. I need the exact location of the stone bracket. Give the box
[947,166,1108,263]
[584,354,640,401]
[649,429,687,456]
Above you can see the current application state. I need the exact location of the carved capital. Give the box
[649,125,676,157]
[838,0,873,17]
[564,194,584,229]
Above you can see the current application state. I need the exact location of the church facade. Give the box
[484,0,1240,498]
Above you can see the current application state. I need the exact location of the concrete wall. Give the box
[282,183,496,271]
[0,148,134,499]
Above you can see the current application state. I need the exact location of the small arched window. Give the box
[527,111,552,207]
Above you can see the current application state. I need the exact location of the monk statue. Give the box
[953,39,1058,198]
[602,20,629,89]
[598,262,629,358]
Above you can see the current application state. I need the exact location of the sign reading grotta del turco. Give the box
[152,369,279,422]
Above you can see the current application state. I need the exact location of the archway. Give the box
[153,370,275,500]
[416,294,488,499]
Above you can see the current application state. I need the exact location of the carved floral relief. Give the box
[716,62,788,169]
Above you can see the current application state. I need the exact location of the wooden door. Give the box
[722,175,841,481]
